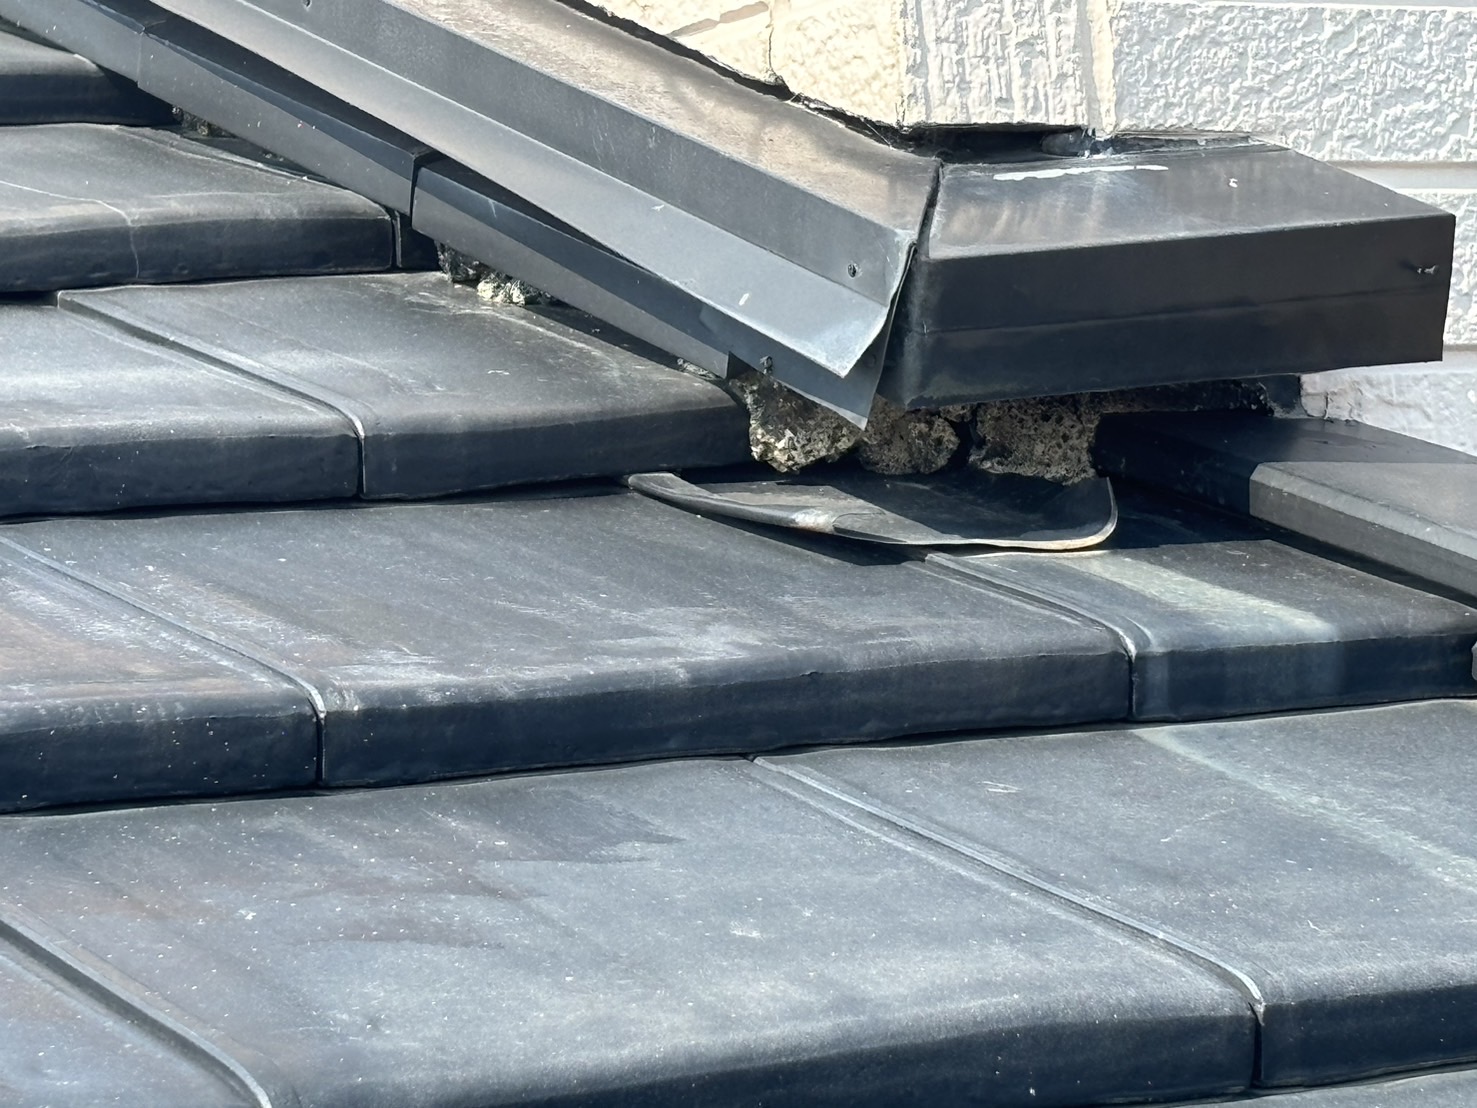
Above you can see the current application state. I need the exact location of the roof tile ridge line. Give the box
[0,533,329,725]
[0,902,295,1108]
[57,295,370,494]
[749,754,1268,1021]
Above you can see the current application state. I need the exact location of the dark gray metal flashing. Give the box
[135,0,937,421]
[413,156,893,420]
[883,145,1455,407]
[138,15,434,213]
[3,0,1456,417]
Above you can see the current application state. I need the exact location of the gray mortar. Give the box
[723,371,1285,479]
[970,380,1284,482]
[855,399,966,475]
[724,370,862,472]
[436,244,559,306]
[721,370,971,475]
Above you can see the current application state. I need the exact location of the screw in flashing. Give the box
[759,356,774,372]
[846,263,859,278]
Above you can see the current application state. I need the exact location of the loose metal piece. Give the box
[626,469,1118,549]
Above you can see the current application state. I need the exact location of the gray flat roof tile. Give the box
[0,758,1256,1105]
[772,701,1477,1086]
[0,123,392,291]
[64,273,752,497]
[5,491,1130,787]
[0,304,358,517]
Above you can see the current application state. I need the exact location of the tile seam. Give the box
[0,904,289,1108]
[57,294,371,495]
[750,754,1270,1030]
[0,533,330,761]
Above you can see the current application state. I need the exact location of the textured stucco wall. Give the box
[600,0,1477,453]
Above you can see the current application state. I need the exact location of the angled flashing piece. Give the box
[136,0,937,423]
[138,14,434,213]
[410,156,892,421]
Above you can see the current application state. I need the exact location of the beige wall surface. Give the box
[601,0,1477,452]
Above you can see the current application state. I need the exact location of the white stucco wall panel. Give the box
[1105,2,1477,162]
[680,10,775,78]
[601,0,1477,138]
[1419,189,1476,347]
[899,0,1088,127]
[1303,351,1477,455]
[769,0,908,123]
[598,0,775,77]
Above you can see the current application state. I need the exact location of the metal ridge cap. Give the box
[391,0,929,186]
[145,0,937,296]
[142,0,936,388]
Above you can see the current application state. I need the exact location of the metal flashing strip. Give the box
[131,0,937,420]
[411,157,892,420]
[2,0,1456,419]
